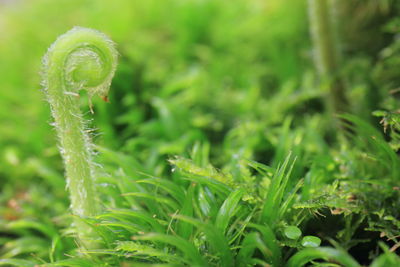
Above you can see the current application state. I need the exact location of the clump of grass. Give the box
[1,1,400,266]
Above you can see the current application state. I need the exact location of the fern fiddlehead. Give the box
[42,27,118,245]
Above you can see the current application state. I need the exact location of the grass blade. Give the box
[133,233,206,266]
[261,152,296,225]
[215,189,245,234]
[286,247,360,267]
[0,259,37,267]
[236,232,271,267]
[172,215,234,267]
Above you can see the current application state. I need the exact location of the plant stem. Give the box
[308,0,348,114]
[42,27,118,246]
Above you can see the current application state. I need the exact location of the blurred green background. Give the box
[1,0,400,264]
[1,0,398,179]
[0,0,312,176]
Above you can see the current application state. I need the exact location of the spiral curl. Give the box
[43,26,118,100]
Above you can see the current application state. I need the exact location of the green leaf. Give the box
[97,209,165,233]
[261,152,296,225]
[247,223,282,266]
[284,226,302,240]
[237,232,271,267]
[0,259,37,267]
[132,233,206,266]
[215,189,245,234]
[286,247,360,267]
[97,221,142,234]
[301,236,321,247]
[172,215,234,267]
[176,183,195,239]
[44,258,96,267]
[116,241,187,265]
[370,242,400,267]
[1,236,49,258]
[169,157,232,197]
[136,177,186,205]
[122,192,180,211]
[7,219,58,238]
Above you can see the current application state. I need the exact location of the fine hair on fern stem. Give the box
[42,27,118,246]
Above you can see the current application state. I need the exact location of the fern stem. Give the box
[42,27,118,245]
[308,0,348,114]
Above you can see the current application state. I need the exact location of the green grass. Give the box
[1,0,400,266]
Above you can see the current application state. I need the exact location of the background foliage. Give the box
[1,0,400,266]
